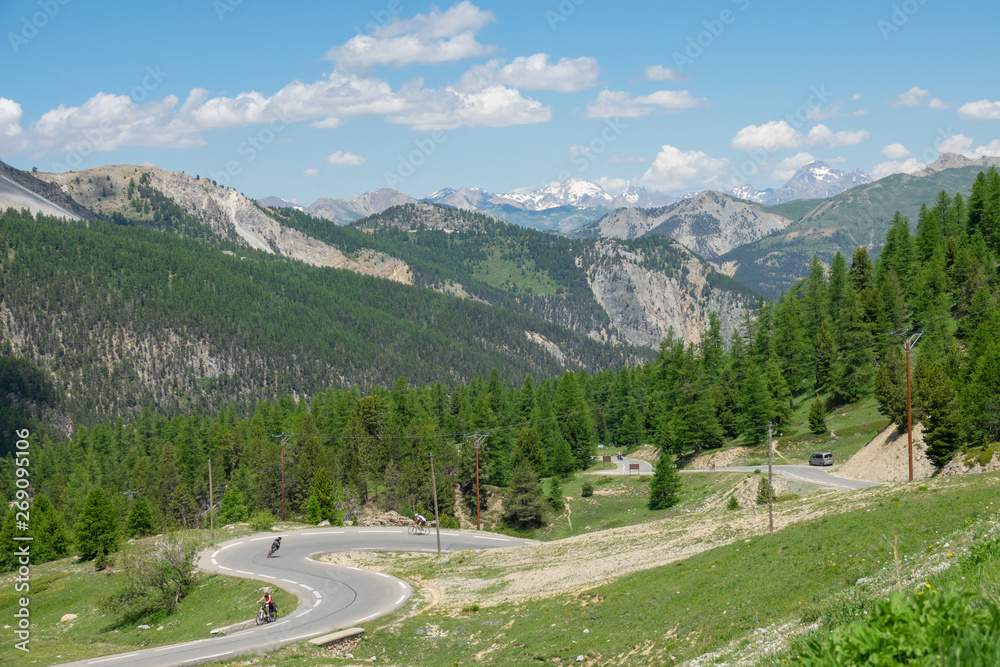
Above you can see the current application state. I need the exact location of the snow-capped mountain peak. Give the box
[729,161,871,205]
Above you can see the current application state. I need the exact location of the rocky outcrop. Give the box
[37,166,413,284]
[643,191,792,258]
[578,191,793,258]
[585,240,747,348]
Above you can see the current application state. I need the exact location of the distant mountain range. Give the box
[259,162,869,233]
[730,161,872,205]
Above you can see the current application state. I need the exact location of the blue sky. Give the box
[1,0,998,204]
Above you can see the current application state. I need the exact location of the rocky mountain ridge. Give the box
[573,190,793,259]
[35,165,414,284]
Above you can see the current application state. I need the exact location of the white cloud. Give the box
[327,151,365,166]
[881,143,910,159]
[300,168,319,176]
[895,86,929,108]
[386,84,550,130]
[0,98,26,153]
[595,176,631,195]
[644,65,689,82]
[604,154,648,166]
[633,90,706,111]
[928,98,953,110]
[851,92,863,101]
[958,99,1000,121]
[771,152,816,180]
[936,134,1000,158]
[324,1,496,69]
[31,92,200,156]
[806,101,867,121]
[638,145,730,192]
[871,158,925,180]
[806,123,869,147]
[584,89,706,118]
[730,120,803,151]
[458,54,599,93]
[584,90,647,118]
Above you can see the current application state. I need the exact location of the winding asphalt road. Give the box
[55,527,536,667]
[592,455,879,491]
[684,464,881,490]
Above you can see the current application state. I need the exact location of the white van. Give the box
[809,452,834,466]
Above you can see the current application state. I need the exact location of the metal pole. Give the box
[906,339,913,482]
[430,453,441,555]
[475,442,481,531]
[465,433,487,531]
[767,422,774,535]
[208,459,215,540]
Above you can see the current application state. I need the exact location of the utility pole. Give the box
[767,422,774,535]
[902,331,923,482]
[208,459,215,541]
[465,433,488,530]
[120,489,139,512]
[274,434,294,521]
[429,452,441,555]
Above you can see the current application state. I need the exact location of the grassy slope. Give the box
[332,475,998,666]
[0,556,295,666]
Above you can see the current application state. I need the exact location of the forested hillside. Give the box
[270,202,757,346]
[0,209,649,434]
[722,162,996,296]
[1,169,999,575]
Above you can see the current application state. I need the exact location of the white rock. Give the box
[60,614,78,623]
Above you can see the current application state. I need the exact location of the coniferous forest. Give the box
[1,168,999,571]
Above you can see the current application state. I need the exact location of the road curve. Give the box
[55,527,536,667]
[683,464,881,491]
[588,456,654,475]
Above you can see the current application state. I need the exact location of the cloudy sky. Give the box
[1,0,998,203]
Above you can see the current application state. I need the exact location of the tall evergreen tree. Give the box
[75,488,120,561]
[814,319,836,392]
[648,452,682,510]
[503,460,545,529]
[915,363,962,468]
[125,496,156,537]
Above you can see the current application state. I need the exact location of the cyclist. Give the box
[257,588,277,617]
[268,536,281,557]
[414,513,427,532]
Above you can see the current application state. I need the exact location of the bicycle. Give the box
[267,544,279,558]
[408,523,428,535]
[256,603,277,625]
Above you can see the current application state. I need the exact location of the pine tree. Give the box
[555,371,595,470]
[814,320,836,391]
[916,363,963,467]
[305,467,343,525]
[168,482,198,528]
[738,359,772,444]
[648,451,682,510]
[514,426,547,478]
[808,397,827,435]
[75,488,120,560]
[125,496,156,537]
[220,486,249,524]
[547,476,564,513]
[756,476,775,505]
[27,495,73,563]
[503,460,545,529]
[833,285,875,404]
[873,346,907,426]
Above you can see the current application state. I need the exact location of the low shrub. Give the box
[249,511,277,532]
